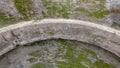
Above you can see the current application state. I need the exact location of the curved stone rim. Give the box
[0,19,120,58]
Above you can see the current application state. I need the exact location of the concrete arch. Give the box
[0,19,120,57]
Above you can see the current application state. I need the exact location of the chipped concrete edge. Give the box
[0,19,120,57]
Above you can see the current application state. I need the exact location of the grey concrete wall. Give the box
[0,19,120,58]
[106,0,120,24]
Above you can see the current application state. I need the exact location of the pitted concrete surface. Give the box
[0,19,120,58]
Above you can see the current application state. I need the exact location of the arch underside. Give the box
[0,19,120,58]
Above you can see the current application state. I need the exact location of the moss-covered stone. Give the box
[0,0,34,24]
[27,39,116,68]
[74,0,110,18]
[0,11,19,23]
[55,39,115,68]
[14,0,33,19]
[0,0,110,24]
[41,0,71,18]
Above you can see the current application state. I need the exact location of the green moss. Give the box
[0,0,34,23]
[0,11,19,23]
[75,7,110,18]
[56,39,115,68]
[74,0,110,18]
[27,58,37,63]
[14,0,33,19]
[41,0,71,18]
[29,50,42,58]
[27,39,116,68]
[31,63,46,68]
[89,10,110,18]
[56,47,115,68]
[93,60,115,68]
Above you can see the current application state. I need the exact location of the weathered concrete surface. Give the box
[106,0,120,10]
[0,19,120,58]
[106,0,120,24]
[0,0,21,17]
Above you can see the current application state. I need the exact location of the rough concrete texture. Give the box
[106,0,120,24]
[106,0,120,10]
[31,0,48,19]
[0,19,120,58]
[0,0,21,17]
